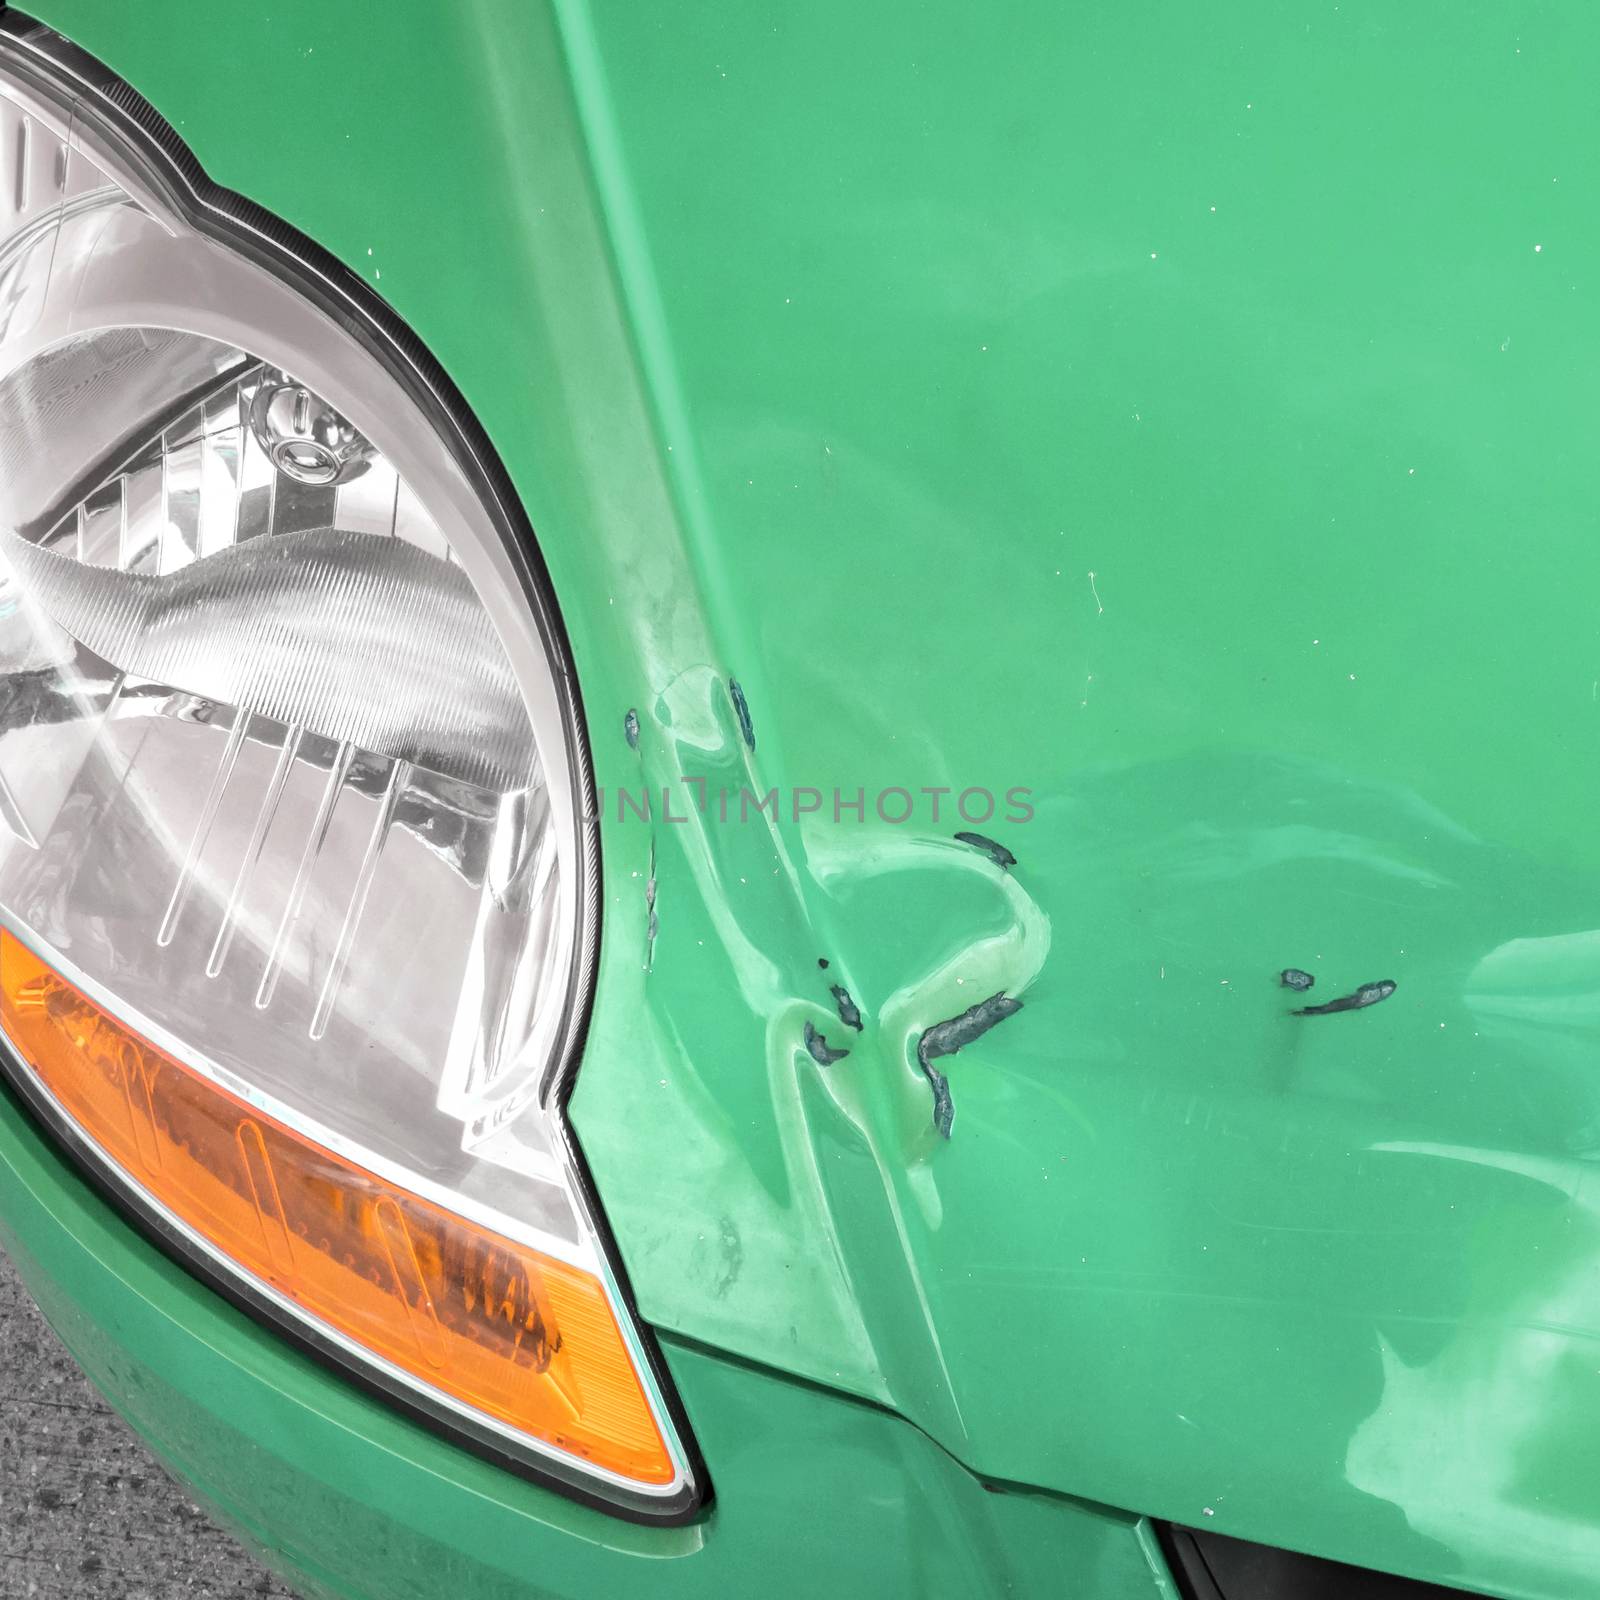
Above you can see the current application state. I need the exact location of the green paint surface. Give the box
[0,1081,1168,1599]
[19,3,1600,1596]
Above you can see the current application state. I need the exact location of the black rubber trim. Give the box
[0,10,708,1526]
[1156,1523,1475,1600]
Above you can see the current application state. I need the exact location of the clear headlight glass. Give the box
[0,30,692,1513]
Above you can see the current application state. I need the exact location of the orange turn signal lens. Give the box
[0,930,673,1486]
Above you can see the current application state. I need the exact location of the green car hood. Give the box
[26,3,1600,1596]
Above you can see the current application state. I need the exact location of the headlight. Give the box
[0,24,696,1517]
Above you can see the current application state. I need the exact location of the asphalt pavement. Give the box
[0,1244,298,1599]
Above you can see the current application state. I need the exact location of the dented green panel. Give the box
[20,3,1600,1598]
[0,1078,1172,1600]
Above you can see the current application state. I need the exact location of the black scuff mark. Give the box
[830,984,864,1031]
[804,1020,849,1066]
[1294,979,1395,1017]
[728,678,756,750]
[917,992,1023,1139]
[624,708,640,750]
[954,831,1017,870]
[1279,967,1315,992]
[817,957,830,970]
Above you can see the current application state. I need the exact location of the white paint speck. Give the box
[1535,243,1543,253]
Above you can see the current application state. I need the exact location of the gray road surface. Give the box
[0,1244,299,1599]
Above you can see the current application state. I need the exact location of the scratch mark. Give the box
[1279,967,1315,992]
[804,1020,849,1066]
[728,678,755,750]
[1295,979,1395,1017]
[830,984,864,1031]
[954,830,1017,869]
[644,839,658,973]
[1088,570,1104,614]
[917,992,1023,1139]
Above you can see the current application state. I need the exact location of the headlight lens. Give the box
[0,29,693,1512]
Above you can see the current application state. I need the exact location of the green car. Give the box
[1,3,1596,1596]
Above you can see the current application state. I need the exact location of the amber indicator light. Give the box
[0,930,674,1486]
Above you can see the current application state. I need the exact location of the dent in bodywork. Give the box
[830,984,864,1031]
[166,0,1600,1584]
[727,677,755,750]
[802,826,1050,1159]
[954,831,1017,870]
[579,661,889,1396]
[917,993,1024,1139]
[1294,979,1396,1017]
[804,1020,850,1066]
